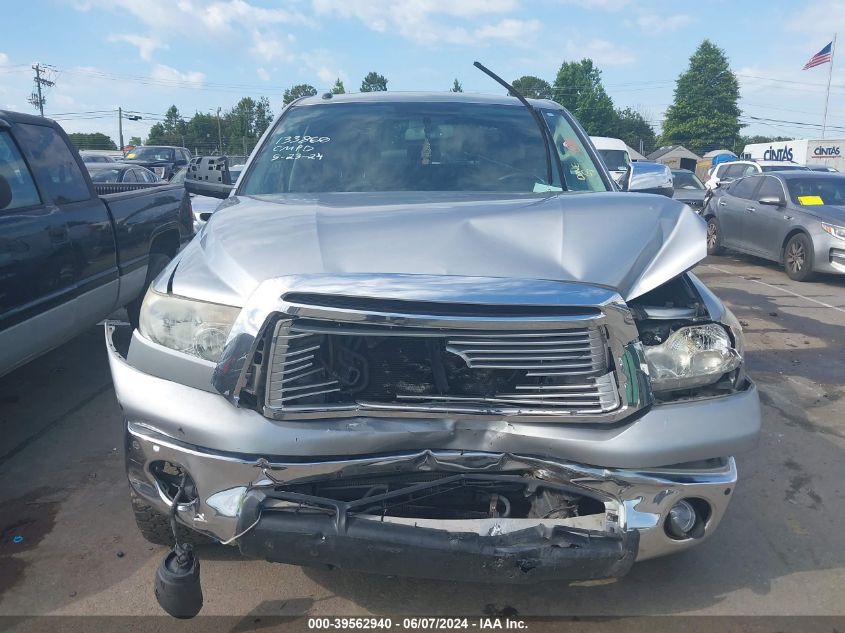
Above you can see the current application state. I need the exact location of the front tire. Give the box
[784,233,816,281]
[126,253,171,329]
[706,216,724,256]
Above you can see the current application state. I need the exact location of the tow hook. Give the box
[154,474,203,618]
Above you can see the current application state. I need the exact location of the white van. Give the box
[590,136,631,183]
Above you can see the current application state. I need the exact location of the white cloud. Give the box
[250,29,295,62]
[310,0,535,46]
[299,49,347,88]
[786,0,845,37]
[569,37,636,66]
[554,0,631,11]
[256,67,270,81]
[76,0,308,36]
[0,53,9,66]
[107,33,167,61]
[636,13,692,33]
[150,64,205,86]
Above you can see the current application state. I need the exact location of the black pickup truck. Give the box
[0,109,192,376]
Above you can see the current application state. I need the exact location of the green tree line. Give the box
[73,55,783,159]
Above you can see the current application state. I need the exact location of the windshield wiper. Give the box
[473,61,566,191]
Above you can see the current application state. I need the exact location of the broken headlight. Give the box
[643,323,742,394]
[138,289,240,361]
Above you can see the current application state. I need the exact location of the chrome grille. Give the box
[445,329,606,373]
[265,315,620,419]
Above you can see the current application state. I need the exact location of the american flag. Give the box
[803,42,833,70]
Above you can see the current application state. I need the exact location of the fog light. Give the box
[666,499,697,539]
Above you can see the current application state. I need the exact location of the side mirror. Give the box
[0,174,11,210]
[758,195,784,206]
[625,162,674,197]
[185,156,234,200]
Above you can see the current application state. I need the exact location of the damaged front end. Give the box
[108,267,757,586]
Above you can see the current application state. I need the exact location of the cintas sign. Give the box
[763,145,795,161]
[812,145,841,157]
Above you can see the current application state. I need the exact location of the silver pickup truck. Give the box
[105,90,759,610]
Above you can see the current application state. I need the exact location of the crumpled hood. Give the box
[170,191,706,305]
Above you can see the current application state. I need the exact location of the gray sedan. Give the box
[705,171,845,280]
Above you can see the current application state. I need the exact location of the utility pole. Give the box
[28,63,55,116]
[119,109,142,156]
[216,107,223,154]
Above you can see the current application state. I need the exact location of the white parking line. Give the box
[704,263,845,314]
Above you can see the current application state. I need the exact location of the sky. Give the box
[2,0,845,149]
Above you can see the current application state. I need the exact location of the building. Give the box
[647,145,701,171]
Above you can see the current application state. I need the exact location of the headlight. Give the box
[821,222,845,240]
[643,323,742,393]
[138,289,240,362]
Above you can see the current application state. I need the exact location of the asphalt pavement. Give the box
[1,252,844,620]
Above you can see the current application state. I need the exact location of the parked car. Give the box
[105,91,758,612]
[671,168,706,211]
[79,150,116,163]
[124,145,192,181]
[171,161,244,232]
[87,162,161,183]
[705,171,845,280]
[0,109,193,376]
[704,159,809,191]
[590,136,631,185]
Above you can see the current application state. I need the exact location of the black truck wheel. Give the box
[126,253,171,329]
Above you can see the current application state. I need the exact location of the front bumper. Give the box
[109,323,751,580]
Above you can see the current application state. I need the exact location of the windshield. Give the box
[786,176,845,205]
[596,149,630,172]
[127,147,175,162]
[761,165,807,172]
[88,168,122,182]
[672,171,704,189]
[240,101,608,195]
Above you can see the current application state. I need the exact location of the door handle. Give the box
[745,206,756,212]
[718,200,727,207]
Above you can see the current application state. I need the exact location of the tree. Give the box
[147,105,187,145]
[360,71,388,92]
[254,96,273,136]
[67,132,117,150]
[511,75,552,100]
[615,107,656,154]
[552,60,617,136]
[331,78,345,94]
[283,83,317,105]
[660,40,742,154]
[450,78,463,93]
[128,136,142,146]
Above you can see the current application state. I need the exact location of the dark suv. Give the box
[124,145,191,181]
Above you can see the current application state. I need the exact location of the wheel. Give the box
[706,216,724,256]
[784,233,816,281]
[126,253,171,329]
[130,488,212,547]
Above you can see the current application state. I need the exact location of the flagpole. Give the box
[822,34,837,139]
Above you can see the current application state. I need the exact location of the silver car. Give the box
[705,171,845,280]
[105,91,758,610]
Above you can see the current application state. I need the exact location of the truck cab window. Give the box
[0,131,41,211]
[14,124,90,204]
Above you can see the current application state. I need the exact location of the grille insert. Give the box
[264,316,619,418]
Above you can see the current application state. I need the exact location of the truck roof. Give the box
[0,109,60,126]
[293,91,564,110]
